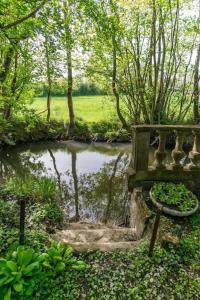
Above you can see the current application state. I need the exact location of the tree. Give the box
[193,0,200,124]
[0,0,46,30]
[85,0,197,125]
[54,0,77,136]
[38,4,62,122]
[0,0,47,120]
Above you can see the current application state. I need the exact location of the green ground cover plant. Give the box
[0,177,199,299]
[151,183,197,212]
[0,242,86,300]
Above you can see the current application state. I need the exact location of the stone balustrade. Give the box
[128,125,200,193]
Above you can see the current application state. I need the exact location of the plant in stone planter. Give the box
[150,182,199,217]
[148,182,199,257]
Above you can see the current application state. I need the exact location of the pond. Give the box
[0,141,173,226]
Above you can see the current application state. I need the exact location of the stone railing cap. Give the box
[132,125,200,132]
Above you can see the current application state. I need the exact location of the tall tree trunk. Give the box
[0,45,14,117]
[194,0,200,125]
[67,46,75,135]
[194,44,200,124]
[64,0,75,137]
[44,33,52,122]
[112,36,129,130]
[47,87,51,122]
[2,46,16,120]
[4,51,19,120]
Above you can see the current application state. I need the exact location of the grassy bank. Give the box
[31,96,117,123]
[0,96,130,147]
[0,117,66,147]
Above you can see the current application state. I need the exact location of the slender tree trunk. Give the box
[44,33,52,122]
[0,45,14,118]
[193,2,200,124]
[194,44,200,124]
[67,47,75,135]
[64,0,75,137]
[4,51,18,120]
[47,87,51,122]
[3,47,18,120]
[112,36,129,130]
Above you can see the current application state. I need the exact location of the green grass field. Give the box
[31,96,117,123]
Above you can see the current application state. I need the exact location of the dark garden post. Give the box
[19,199,26,245]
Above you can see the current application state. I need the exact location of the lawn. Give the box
[31,96,117,123]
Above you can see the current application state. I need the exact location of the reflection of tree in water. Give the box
[70,151,80,222]
[0,150,46,180]
[67,153,129,225]
[1,143,130,225]
[48,149,61,190]
[103,152,123,224]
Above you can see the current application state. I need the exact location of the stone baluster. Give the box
[132,127,150,171]
[153,130,169,170]
[171,130,185,170]
[186,130,200,170]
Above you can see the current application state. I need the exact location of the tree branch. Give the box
[0,0,46,30]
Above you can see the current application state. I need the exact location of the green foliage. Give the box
[2,176,57,202]
[42,242,86,276]
[151,182,197,212]
[0,200,19,229]
[74,238,200,300]
[0,114,66,147]
[0,229,19,257]
[30,201,64,229]
[0,228,48,257]
[35,80,106,97]
[0,246,44,300]
[0,242,87,300]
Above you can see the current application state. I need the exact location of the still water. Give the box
[0,141,172,225]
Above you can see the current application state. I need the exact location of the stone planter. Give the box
[150,189,199,217]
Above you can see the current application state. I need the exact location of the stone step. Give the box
[52,227,138,251]
[68,241,140,251]
[64,222,110,230]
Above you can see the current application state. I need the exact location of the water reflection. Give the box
[0,142,132,225]
[0,142,175,225]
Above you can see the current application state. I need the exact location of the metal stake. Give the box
[19,200,26,245]
[148,209,161,257]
